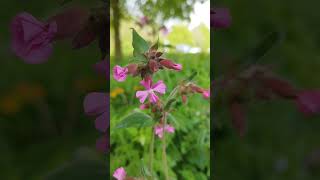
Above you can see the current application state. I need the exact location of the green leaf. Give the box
[116,111,154,129]
[150,37,159,51]
[132,29,149,61]
[183,70,197,82]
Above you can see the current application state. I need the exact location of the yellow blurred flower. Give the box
[111,87,125,98]
[0,94,22,114]
[134,85,143,91]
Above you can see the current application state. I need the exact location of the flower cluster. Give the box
[112,29,210,179]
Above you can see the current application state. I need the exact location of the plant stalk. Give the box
[162,112,169,180]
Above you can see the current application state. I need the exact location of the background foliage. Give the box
[214,0,320,179]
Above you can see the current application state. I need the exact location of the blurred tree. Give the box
[110,0,205,60]
[111,0,124,61]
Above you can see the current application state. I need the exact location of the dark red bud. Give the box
[190,84,204,93]
[181,95,187,104]
[155,52,163,57]
[127,64,138,76]
[159,59,182,71]
[229,101,246,137]
[47,7,89,40]
[262,77,297,99]
[149,60,158,73]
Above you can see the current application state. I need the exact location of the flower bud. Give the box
[159,59,182,71]
[155,51,163,57]
[261,77,297,99]
[181,94,187,104]
[148,59,158,73]
[190,84,204,93]
[127,64,138,76]
[295,90,320,116]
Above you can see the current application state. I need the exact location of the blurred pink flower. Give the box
[159,59,182,71]
[83,92,108,133]
[295,90,320,116]
[139,104,149,110]
[83,92,109,152]
[202,89,210,99]
[211,8,232,29]
[136,78,166,104]
[154,124,175,138]
[139,16,149,26]
[160,25,169,36]
[10,12,57,63]
[113,65,128,82]
[113,167,126,180]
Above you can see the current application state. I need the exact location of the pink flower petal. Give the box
[202,90,210,99]
[165,124,175,133]
[152,80,166,94]
[154,124,175,138]
[136,90,149,103]
[154,125,164,138]
[113,167,126,180]
[95,111,108,133]
[10,12,56,64]
[149,92,159,104]
[295,90,320,116]
[140,78,152,89]
[83,92,108,116]
[113,65,128,82]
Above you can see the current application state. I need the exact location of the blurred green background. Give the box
[0,0,107,179]
[214,0,320,180]
[110,0,210,179]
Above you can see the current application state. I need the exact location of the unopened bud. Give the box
[181,95,187,104]
[159,59,182,71]
[127,64,138,76]
[262,77,297,98]
[148,60,158,73]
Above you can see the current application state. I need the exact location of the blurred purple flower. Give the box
[160,25,169,36]
[295,90,320,116]
[211,8,232,29]
[10,12,57,63]
[84,92,109,152]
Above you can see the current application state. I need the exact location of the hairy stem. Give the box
[149,126,155,178]
[162,112,169,180]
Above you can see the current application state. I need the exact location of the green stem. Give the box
[149,127,155,178]
[162,112,169,180]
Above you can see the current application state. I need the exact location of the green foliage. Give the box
[116,111,154,129]
[132,29,149,62]
[110,53,210,179]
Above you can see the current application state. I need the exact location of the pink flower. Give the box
[10,12,57,64]
[136,78,166,104]
[139,104,149,110]
[211,8,232,29]
[202,89,210,99]
[113,167,126,180]
[159,59,182,71]
[113,65,128,82]
[295,90,320,116]
[154,124,175,138]
[83,92,108,133]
